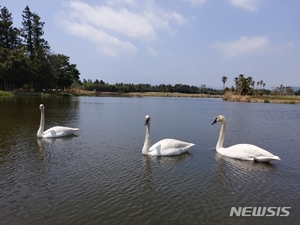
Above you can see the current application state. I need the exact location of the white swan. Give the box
[37,104,79,138]
[211,115,280,162]
[142,115,195,156]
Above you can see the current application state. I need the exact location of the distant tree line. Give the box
[0,5,80,91]
[81,79,223,95]
[222,74,299,96]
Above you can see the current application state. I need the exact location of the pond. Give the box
[0,96,299,224]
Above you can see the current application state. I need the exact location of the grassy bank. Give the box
[2,89,299,104]
[223,91,300,104]
[126,92,222,98]
[0,89,92,98]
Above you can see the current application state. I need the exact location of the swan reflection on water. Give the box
[143,152,192,166]
[214,152,276,173]
[37,135,78,154]
[141,152,193,198]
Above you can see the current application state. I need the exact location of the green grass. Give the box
[0,91,13,97]
[254,95,299,101]
[129,92,223,98]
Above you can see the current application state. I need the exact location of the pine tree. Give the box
[0,6,25,91]
[21,5,50,91]
[0,6,21,49]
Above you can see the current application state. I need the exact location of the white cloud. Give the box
[57,0,187,57]
[211,36,269,57]
[171,11,187,25]
[60,20,137,57]
[183,0,207,5]
[106,0,137,6]
[229,0,259,11]
[286,42,295,48]
[147,46,158,56]
[66,1,156,40]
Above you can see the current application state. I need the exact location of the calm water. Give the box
[0,96,299,225]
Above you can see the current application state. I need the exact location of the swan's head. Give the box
[39,104,44,111]
[211,115,225,125]
[144,115,150,126]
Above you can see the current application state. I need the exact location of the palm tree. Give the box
[259,80,263,89]
[236,75,253,95]
[279,84,285,95]
[221,76,227,90]
[234,77,238,91]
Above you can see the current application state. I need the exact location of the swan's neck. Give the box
[216,119,226,151]
[142,123,150,155]
[37,109,45,136]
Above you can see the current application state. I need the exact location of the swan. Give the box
[37,104,79,138]
[211,115,280,162]
[142,115,195,156]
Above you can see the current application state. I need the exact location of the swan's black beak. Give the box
[144,118,149,126]
[211,118,218,125]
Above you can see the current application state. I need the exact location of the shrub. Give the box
[0,91,13,97]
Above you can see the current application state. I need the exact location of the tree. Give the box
[49,53,80,91]
[21,6,50,91]
[286,86,294,95]
[0,6,26,91]
[278,84,285,95]
[235,74,253,95]
[234,77,238,91]
[0,6,21,49]
[259,80,263,89]
[200,84,206,94]
[221,76,227,90]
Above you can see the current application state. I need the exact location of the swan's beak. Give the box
[144,118,149,126]
[211,118,218,125]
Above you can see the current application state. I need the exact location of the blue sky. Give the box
[2,0,300,89]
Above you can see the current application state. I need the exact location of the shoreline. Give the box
[223,91,300,104]
[1,90,299,104]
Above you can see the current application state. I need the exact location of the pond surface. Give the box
[0,96,299,224]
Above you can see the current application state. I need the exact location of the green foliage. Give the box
[0,91,12,97]
[0,5,80,92]
[221,76,227,90]
[81,79,223,95]
[234,74,254,96]
[264,99,270,103]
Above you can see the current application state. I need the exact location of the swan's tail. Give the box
[254,155,280,162]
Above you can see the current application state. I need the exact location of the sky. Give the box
[1,0,300,89]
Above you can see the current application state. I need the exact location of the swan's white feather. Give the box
[218,144,280,162]
[212,115,280,162]
[148,138,195,156]
[41,126,79,138]
[37,104,79,138]
[142,115,194,156]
